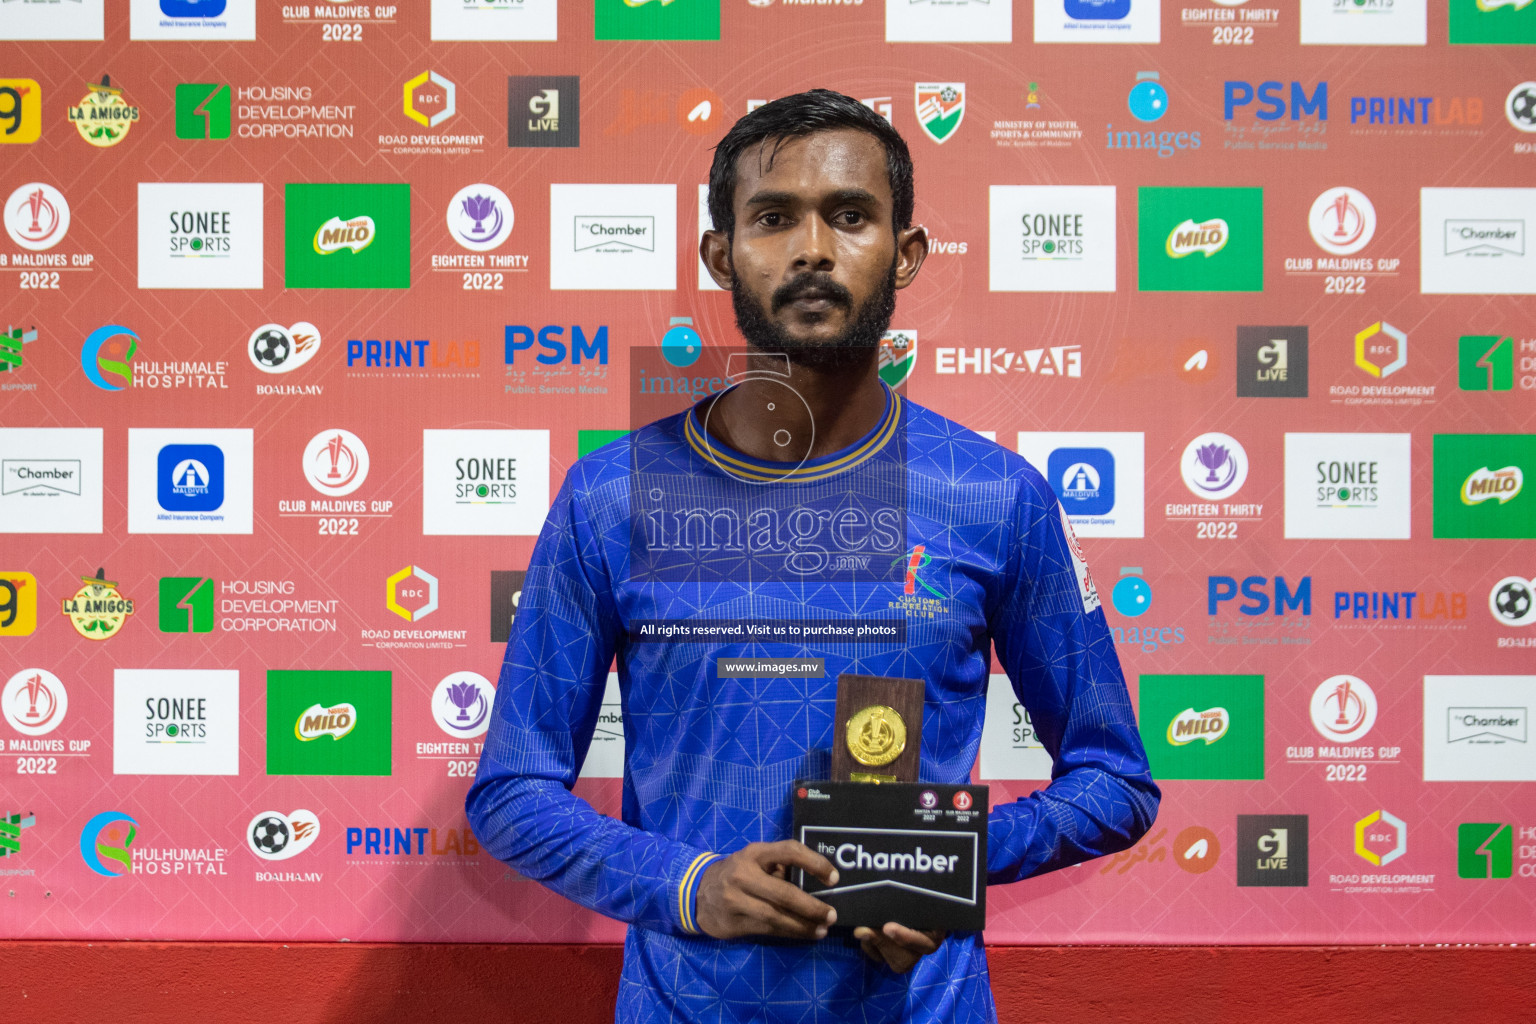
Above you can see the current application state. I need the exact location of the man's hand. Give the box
[851,923,947,974]
[695,840,839,941]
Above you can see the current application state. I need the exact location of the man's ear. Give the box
[895,225,929,290]
[701,229,735,290]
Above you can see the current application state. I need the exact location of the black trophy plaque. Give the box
[793,674,988,930]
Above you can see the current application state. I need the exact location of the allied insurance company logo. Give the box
[80,811,138,877]
[4,183,69,251]
[60,567,135,640]
[1310,674,1378,744]
[302,429,370,496]
[67,75,139,148]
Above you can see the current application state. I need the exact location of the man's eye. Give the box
[759,212,783,227]
[837,210,864,225]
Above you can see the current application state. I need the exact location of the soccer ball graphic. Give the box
[1494,581,1533,624]
[250,815,290,856]
[250,328,291,368]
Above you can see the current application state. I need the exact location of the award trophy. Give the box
[792,674,987,930]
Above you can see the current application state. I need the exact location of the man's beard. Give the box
[730,261,897,373]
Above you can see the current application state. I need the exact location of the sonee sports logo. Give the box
[387,565,438,622]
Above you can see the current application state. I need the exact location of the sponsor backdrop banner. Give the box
[1,0,1534,944]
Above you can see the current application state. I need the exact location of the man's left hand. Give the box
[851,923,946,974]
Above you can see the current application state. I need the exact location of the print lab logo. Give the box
[1237,815,1308,887]
[247,809,320,861]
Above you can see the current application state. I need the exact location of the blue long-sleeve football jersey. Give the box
[467,386,1158,1023]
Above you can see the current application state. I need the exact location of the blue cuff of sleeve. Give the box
[678,852,722,935]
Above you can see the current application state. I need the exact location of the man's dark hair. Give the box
[707,89,915,242]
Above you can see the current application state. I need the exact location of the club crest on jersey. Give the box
[888,544,951,618]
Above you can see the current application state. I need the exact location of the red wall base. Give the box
[2,942,1533,1023]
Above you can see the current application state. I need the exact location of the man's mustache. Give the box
[771,274,853,313]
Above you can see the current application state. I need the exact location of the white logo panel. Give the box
[887,0,1012,44]
[138,183,264,289]
[0,428,103,534]
[431,0,558,40]
[1284,433,1412,540]
[129,0,256,40]
[550,183,676,291]
[1424,675,1536,781]
[1017,431,1145,538]
[979,674,1054,780]
[1299,0,1426,45]
[126,428,255,535]
[578,673,625,779]
[1034,0,1160,43]
[422,428,550,536]
[0,0,105,40]
[989,186,1116,293]
[113,669,240,776]
[1421,188,1536,295]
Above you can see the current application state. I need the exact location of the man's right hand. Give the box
[694,840,839,941]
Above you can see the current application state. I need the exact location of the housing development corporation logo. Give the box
[1457,823,1514,879]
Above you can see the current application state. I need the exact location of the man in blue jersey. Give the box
[467,89,1158,1022]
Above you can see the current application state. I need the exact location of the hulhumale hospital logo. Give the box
[80,811,138,877]
[80,325,138,391]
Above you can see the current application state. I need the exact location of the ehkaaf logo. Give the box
[1236,814,1308,887]
[1208,575,1311,616]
